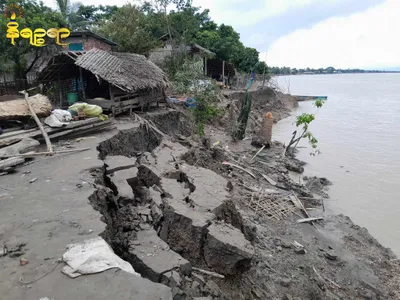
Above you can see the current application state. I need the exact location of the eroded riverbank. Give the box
[86,88,400,299]
[0,87,399,300]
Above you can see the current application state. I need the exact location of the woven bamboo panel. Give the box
[0,94,51,120]
[248,192,296,220]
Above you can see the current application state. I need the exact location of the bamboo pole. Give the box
[0,147,90,159]
[19,90,53,154]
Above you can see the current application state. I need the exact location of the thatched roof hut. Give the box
[36,49,168,113]
[74,49,168,93]
[38,49,168,92]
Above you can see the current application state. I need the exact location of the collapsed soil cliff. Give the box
[217,88,298,135]
[87,98,399,300]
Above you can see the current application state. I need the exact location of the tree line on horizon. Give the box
[0,0,268,81]
[268,66,394,75]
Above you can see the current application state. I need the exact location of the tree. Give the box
[68,4,118,30]
[0,0,65,81]
[285,100,324,156]
[235,47,259,73]
[96,4,161,55]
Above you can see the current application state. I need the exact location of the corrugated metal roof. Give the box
[69,31,118,46]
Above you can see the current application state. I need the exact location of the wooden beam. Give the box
[109,83,114,101]
[79,67,86,100]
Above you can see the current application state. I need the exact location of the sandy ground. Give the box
[0,121,171,300]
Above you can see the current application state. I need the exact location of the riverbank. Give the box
[273,73,400,256]
[0,88,399,299]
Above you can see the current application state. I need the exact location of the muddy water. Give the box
[272,73,400,256]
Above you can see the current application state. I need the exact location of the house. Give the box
[36,48,168,116]
[25,31,117,86]
[149,40,236,85]
[63,31,117,52]
[149,42,215,67]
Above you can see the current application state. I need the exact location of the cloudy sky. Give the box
[44,0,399,69]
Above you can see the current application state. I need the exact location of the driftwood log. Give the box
[0,157,25,171]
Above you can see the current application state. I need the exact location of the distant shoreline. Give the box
[274,71,400,76]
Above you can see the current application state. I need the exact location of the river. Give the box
[272,73,400,256]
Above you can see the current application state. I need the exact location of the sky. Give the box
[43,0,400,69]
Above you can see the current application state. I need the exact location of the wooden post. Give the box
[79,67,86,100]
[222,60,225,86]
[109,83,114,101]
[20,90,53,154]
[109,83,116,117]
[204,57,208,76]
[58,73,62,108]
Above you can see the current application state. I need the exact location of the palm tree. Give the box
[55,0,89,30]
[55,0,69,21]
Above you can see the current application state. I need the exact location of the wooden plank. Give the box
[261,174,277,186]
[297,217,323,224]
[0,118,103,147]
[0,157,25,171]
[0,128,38,139]
[46,121,112,140]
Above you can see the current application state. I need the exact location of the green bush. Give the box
[170,57,222,136]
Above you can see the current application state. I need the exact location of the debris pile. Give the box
[0,93,115,176]
[88,123,260,299]
[82,107,400,300]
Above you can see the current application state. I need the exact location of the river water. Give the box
[272,73,400,255]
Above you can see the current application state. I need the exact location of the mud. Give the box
[219,88,298,136]
[86,105,399,300]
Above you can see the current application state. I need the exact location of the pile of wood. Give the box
[0,118,114,148]
[0,90,116,175]
[0,118,115,174]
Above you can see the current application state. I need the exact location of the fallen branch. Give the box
[0,148,91,158]
[250,145,265,162]
[20,90,53,154]
[297,217,324,223]
[291,191,310,219]
[261,173,277,186]
[222,161,256,178]
[313,266,342,290]
[283,130,296,157]
[192,267,225,279]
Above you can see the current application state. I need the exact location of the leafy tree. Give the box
[168,6,212,43]
[285,99,324,156]
[235,47,259,73]
[69,4,118,30]
[96,4,161,55]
